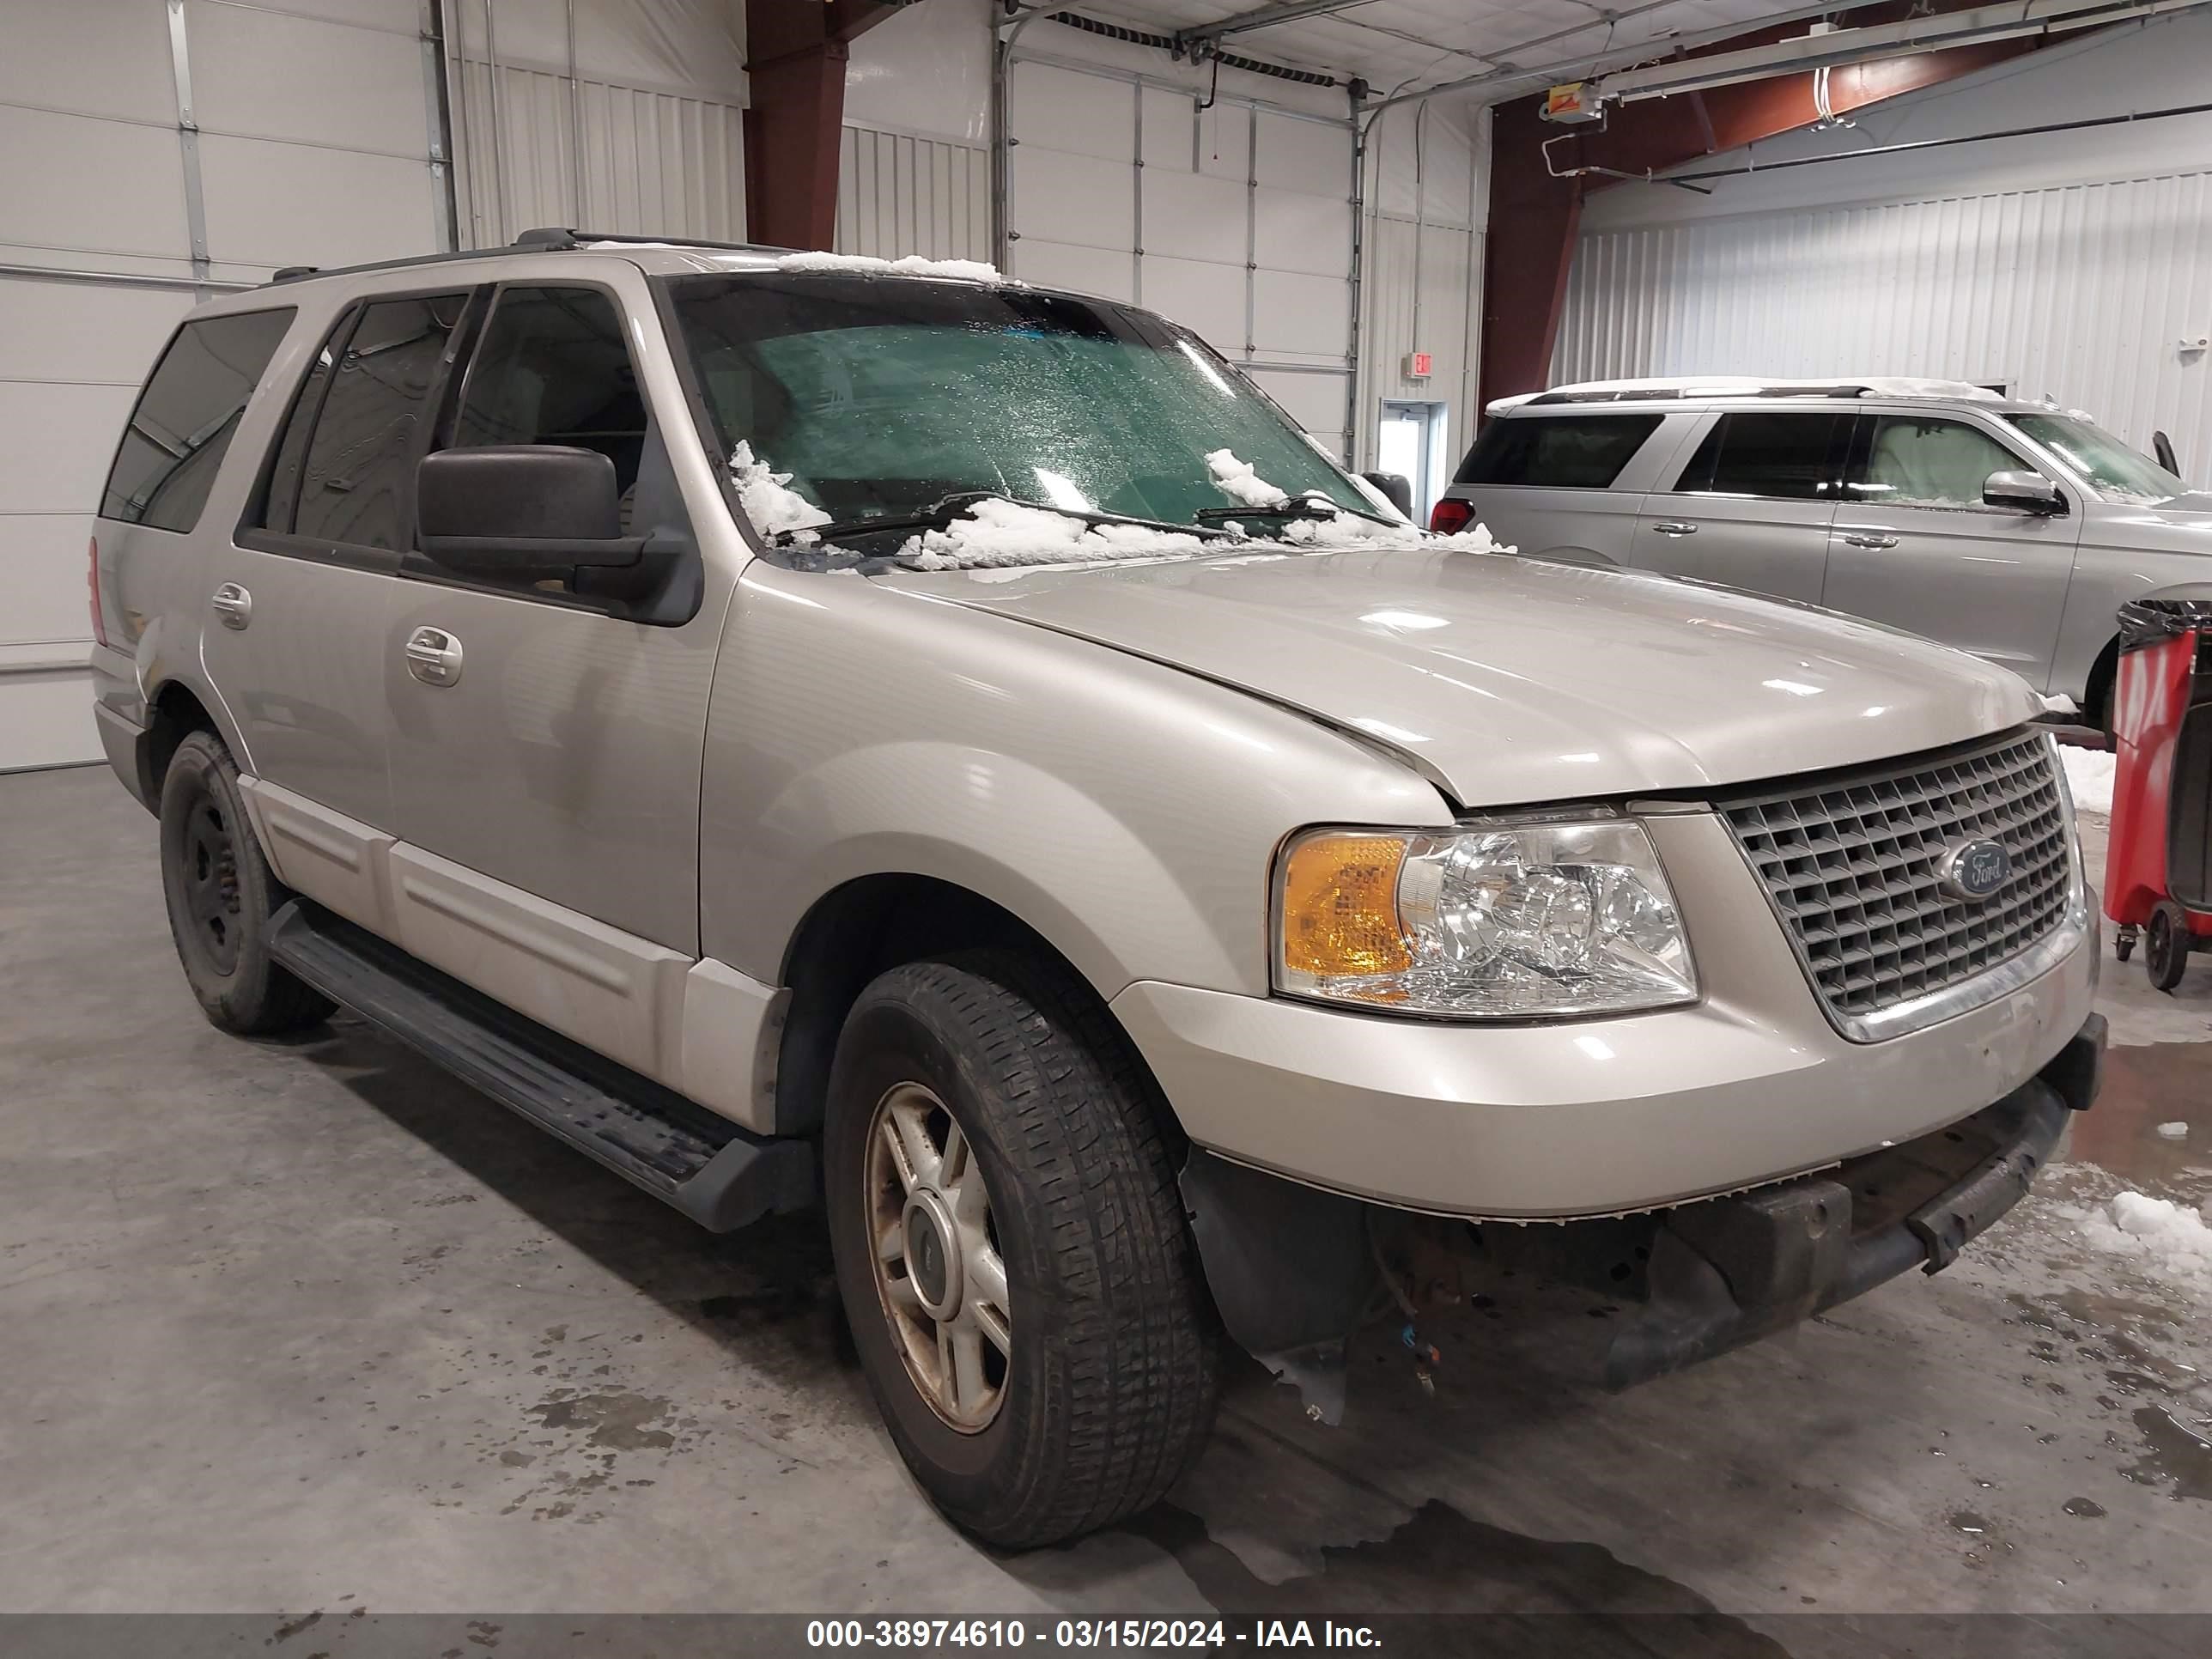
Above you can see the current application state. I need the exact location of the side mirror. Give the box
[416,445,645,571]
[2154,429,2182,476]
[1360,471,1414,518]
[1983,470,2066,516]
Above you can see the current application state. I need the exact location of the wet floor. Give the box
[5,765,2212,1633]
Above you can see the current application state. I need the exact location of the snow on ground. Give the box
[1206,449,1291,508]
[2063,1189,2212,1290]
[2063,744,2116,816]
[775,250,1015,284]
[728,442,830,544]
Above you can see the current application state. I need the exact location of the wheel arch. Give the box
[769,872,1184,1144]
[140,679,224,806]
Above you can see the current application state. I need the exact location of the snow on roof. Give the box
[774,250,1019,284]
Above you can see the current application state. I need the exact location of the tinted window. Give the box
[453,287,645,496]
[102,308,295,532]
[1851,415,2026,509]
[1456,414,1662,489]
[291,293,470,549]
[1674,412,1842,501]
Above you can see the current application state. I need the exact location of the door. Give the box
[382,280,718,983]
[1628,409,1850,603]
[1377,400,1449,523]
[1821,412,2081,688]
[204,294,476,836]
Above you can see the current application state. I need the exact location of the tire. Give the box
[823,951,1219,1548]
[2115,930,2136,963]
[158,730,335,1036]
[2146,900,2193,994]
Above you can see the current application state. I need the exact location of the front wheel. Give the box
[823,952,1219,1548]
[2146,900,2192,994]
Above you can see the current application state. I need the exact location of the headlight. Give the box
[1273,817,1698,1018]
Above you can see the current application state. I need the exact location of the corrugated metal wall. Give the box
[835,126,991,264]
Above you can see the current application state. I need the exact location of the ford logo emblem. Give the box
[1936,837,2013,902]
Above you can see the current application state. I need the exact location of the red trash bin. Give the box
[2104,596,2212,990]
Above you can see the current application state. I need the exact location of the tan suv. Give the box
[91,232,2105,1548]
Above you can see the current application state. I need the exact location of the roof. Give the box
[1488,376,2021,416]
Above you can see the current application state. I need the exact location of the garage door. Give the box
[1006,54,1356,460]
[2,0,447,772]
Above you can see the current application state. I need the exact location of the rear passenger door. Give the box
[1454,411,1664,562]
[206,291,474,853]
[1627,409,1850,604]
[1822,411,2081,688]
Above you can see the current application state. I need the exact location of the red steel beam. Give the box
[1476,7,2051,416]
[742,0,896,251]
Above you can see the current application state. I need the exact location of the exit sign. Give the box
[1403,350,1433,380]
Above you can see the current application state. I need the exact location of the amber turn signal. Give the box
[1278,832,1413,981]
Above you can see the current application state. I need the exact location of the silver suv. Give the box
[1437,376,2212,729]
[92,238,2104,1548]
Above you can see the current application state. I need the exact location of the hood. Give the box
[2084,495,2212,557]
[886,546,2045,805]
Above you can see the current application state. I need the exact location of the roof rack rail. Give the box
[1528,384,1870,405]
[261,227,789,288]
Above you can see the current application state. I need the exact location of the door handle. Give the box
[403,625,464,687]
[1840,532,1899,550]
[210,582,252,630]
[1650,521,1698,537]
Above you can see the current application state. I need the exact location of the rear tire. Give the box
[2146,900,2192,994]
[823,951,1219,1548]
[158,731,334,1036]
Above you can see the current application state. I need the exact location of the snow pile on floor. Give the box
[729,442,830,544]
[1206,449,1291,508]
[775,250,1015,284]
[2062,745,2117,816]
[901,497,1212,570]
[2071,1190,2212,1286]
[2158,1121,2191,1139]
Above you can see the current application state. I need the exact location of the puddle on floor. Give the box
[2128,1406,2212,1501]
[2062,1041,2212,1199]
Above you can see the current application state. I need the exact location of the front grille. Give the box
[1719,730,2073,1035]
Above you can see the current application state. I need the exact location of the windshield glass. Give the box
[662,272,1372,543]
[2005,411,2185,505]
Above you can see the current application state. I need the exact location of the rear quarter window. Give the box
[101,307,295,533]
[1455,413,1663,489]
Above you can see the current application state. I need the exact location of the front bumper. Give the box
[1113,807,2100,1218]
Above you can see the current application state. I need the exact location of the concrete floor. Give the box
[6,763,2212,1643]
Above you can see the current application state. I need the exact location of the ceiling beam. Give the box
[1178,0,1379,46]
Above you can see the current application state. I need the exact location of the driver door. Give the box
[1820,411,2082,690]
[379,276,724,1079]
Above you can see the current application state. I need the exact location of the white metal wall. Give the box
[1006,52,1359,458]
[446,0,748,246]
[0,0,448,771]
[1557,13,2212,479]
[836,126,992,264]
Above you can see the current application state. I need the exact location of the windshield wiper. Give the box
[1192,495,1397,530]
[771,491,1231,549]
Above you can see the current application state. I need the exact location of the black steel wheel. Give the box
[159,731,334,1035]
[2146,900,2192,994]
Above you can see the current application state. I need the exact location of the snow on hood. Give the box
[774,250,1018,285]
[896,493,1505,572]
[730,442,830,544]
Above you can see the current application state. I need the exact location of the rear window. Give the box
[1673,411,1844,501]
[101,307,295,532]
[1456,413,1662,489]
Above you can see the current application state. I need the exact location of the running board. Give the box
[267,900,814,1231]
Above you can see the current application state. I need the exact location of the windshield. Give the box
[2005,411,2185,505]
[662,272,1372,544]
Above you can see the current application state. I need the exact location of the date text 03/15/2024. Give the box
[805,1620,1382,1649]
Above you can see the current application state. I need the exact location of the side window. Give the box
[1850,415,2027,509]
[1455,414,1662,489]
[101,307,295,532]
[1673,411,1844,501]
[449,286,647,516]
[286,293,471,550]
